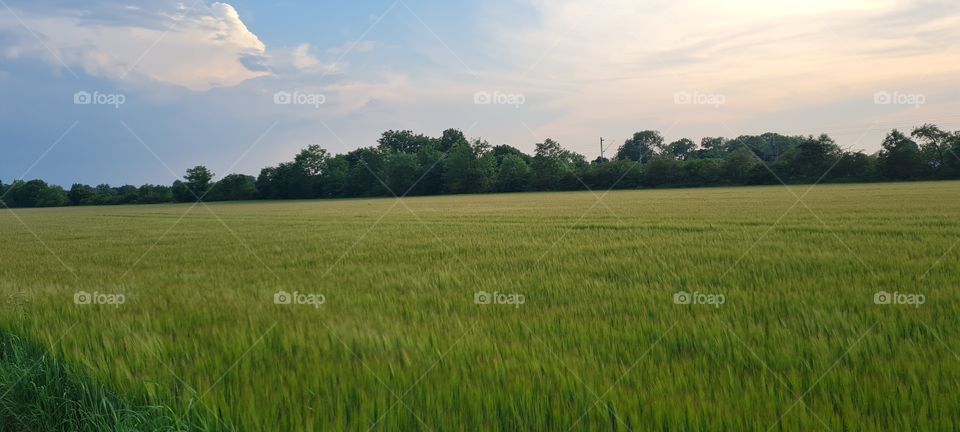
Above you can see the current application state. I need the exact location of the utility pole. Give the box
[600,137,606,160]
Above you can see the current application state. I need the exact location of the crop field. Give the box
[1,182,959,431]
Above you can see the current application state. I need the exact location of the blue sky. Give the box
[2,0,959,186]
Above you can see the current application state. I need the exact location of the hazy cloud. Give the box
[326,40,376,56]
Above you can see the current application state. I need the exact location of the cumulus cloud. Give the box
[0,1,270,90]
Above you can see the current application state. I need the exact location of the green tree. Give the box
[115,185,139,204]
[724,147,759,184]
[5,180,67,208]
[582,160,641,189]
[293,145,331,197]
[443,139,494,194]
[696,137,728,159]
[183,166,215,200]
[831,152,873,181]
[415,146,446,196]
[491,145,531,165]
[171,180,192,202]
[784,134,840,181]
[948,133,960,177]
[378,130,435,154]
[728,133,802,162]
[294,145,330,177]
[912,124,952,178]
[642,158,681,186]
[345,147,388,197]
[532,138,586,190]
[495,154,532,192]
[68,184,94,206]
[209,174,257,201]
[666,138,697,161]
[878,129,923,180]
[137,185,173,204]
[616,131,664,163]
[680,159,724,185]
[383,152,420,195]
[438,129,468,153]
[322,156,351,198]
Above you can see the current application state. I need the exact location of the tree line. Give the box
[2,124,959,208]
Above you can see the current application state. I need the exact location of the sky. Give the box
[1,0,959,186]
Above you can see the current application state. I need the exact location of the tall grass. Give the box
[1,182,959,430]
[0,331,216,431]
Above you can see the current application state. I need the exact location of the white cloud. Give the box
[321,74,413,114]
[1,1,270,91]
[261,43,341,76]
[291,43,320,70]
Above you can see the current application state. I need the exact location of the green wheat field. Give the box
[1,182,959,431]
